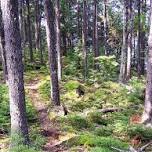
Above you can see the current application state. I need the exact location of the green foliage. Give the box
[11,145,39,152]
[90,147,113,152]
[59,115,91,131]
[96,55,119,81]
[68,133,128,150]
[10,133,41,152]
[30,127,46,150]
[94,126,113,137]
[63,50,82,78]
[128,125,152,140]
[87,112,109,125]
[64,80,80,91]
[0,85,9,131]
[39,79,50,100]
[128,76,145,101]
[0,84,38,132]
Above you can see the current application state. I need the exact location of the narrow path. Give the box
[26,78,68,152]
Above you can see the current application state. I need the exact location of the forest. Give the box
[1,0,152,152]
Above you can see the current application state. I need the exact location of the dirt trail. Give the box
[26,78,68,152]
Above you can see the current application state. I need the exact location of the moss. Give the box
[38,79,50,101]
[87,111,109,125]
[90,147,113,152]
[67,133,128,150]
[59,115,91,131]
[94,126,113,137]
[127,124,152,140]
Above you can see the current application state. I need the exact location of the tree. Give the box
[44,0,60,106]
[142,0,152,127]
[26,0,33,62]
[126,0,133,80]
[137,0,142,76]
[119,0,128,83]
[82,0,88,80]
[35,0,40,52]
[0,5,7,82]
[103,0,109,55]
[55,0,62,81]
[1,0,29,145]
[93,0,99,69]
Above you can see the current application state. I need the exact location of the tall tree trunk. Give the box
[1,0,29,145]
[126,0,133,80]
[0,5,7,82]
[93,0,99,69]
[44,0,60,106]
[77,0,81,38]
[103,0,109,55]
[35,0,40,51]
[82,0,88,80]
[18,0,23,45]
[137,0,142,76]
[142,0,152,126]
[62,31,67,56]
[119,0,128,83]
[35,0,43,64]
[55,0,62,81]
[140,0,147,75]
[26,0,33,62]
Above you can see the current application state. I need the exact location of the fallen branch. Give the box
[111,141,152,152]
[111,146,129,152]
[138,141,152,152]
[98,108,123,114]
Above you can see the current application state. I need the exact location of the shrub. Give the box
[96,55,119,81]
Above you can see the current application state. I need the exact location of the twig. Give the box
[98,108,123,113]
[138,141,152,152]
[111,146,129,152]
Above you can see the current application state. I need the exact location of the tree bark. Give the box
[103,0,109,55]
[55,0,62,81]
[0,5,7,82]
[26,0,33,62]
[93,0,99,70]
[35,0,40,51]
[77,0,81,38]
[119,0,128,83]
[140,0,147,75]
[126,0,133,81]
[1,0,29,145]
[137,0,142,76]
[82,0,88,80]
[142,0,152,126]
[44,0,60,106]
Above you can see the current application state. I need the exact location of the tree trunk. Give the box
[126,0,133,81]
[140,0,147,75]
[44,0,60,106]
[103,0,109,55]
[77,0,81,38]
[142,0,152,126]
[137,0,142,76]
[0,5,7,82]
[1,0,29,145]
[26,0,33,62]
[93,0,99,70]
[119,0,128,83]
[55,0,62,81]
[18,0,23,45]
[35,0,40,51]
[82,0,88,80]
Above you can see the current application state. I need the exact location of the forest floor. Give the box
[1,68,152,152]
[26,76,72,152]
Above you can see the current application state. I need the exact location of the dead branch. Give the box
[98,108,123,113]
[111,141,152,152]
